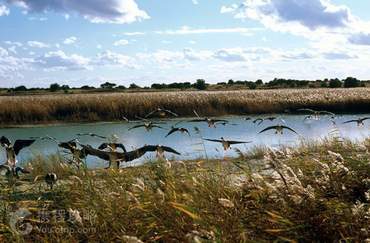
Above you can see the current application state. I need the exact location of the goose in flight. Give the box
[76,133,107,139]
[298,109,335,120]
[204,137,252,150]
[81,144,181,168]
[165,126,190,137]
[145,107,178,118]
[0,136,35,168]
[259,125,298,135]
[343,117,370,126]
[98,143,127,168]
[33,136,87,167]
[188,110,228,128]
[129,122,165,131]
[253,117,279,125]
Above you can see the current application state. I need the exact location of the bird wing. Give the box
[182,128,190,136]
[80,145,124,161]
[0,136,11,146]
[297,108,316,114]
[361,117,370,122]
[281,126,298,134]
[318,111,335,116]
[144,109,158,118]
[161,146,181,155]
[204,138,222,143]
[163,109,178,117]
[342,120,358,124]
[213,119,229,123]
[15,167,30,174]
[228,140,252,145]
[58,141,77,151]
[152,125,165,129]
[188,119,205,122]
[77,133,106,139]
[253,118,263,125]
[165,128,179,137]
[129,124,145,130]
[259,126,278,134]
[115,143,127,153]
[98,143,109,150]
[13,139,36,155]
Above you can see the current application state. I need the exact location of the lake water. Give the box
[0,115,369,168]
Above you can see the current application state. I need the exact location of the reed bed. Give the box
[0,138,369,242]
[1,88,370,125]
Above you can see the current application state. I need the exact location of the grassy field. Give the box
[1,88,370,126]
[0,138,369,242]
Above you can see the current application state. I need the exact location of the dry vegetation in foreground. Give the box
[0,138,369,242]
[1,88,370,125]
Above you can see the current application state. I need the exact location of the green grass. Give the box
[1,88,370,126]
[0,138,369,242]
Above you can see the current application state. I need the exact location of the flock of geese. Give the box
[0,107,369,188]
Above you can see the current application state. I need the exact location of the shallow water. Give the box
[0,115,369,168]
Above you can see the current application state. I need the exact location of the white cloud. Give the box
[212,48,248,62]
[191,0,199,5]
[7,0,150,24]
[63,36,77,45]
[155,26,258,35]
[123,32,145,36]
[114,39,129,46]
[220,4,239,14]
[0,4,9,16]
[27,41,49,48]
[0,47,34,80]
[36,50,90,71]
[95,50,137,68]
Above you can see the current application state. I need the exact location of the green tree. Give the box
[100,82,117,89]
[49,83,61,92]
[129,83,141,89]
[329,79,342,88]
[14,85,27,92]
[343,77,361,88]
[194,79,207,90]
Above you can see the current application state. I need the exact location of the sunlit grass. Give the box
[1,88,370,125]
[0,138,369,242]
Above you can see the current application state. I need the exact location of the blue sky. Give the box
[1,0,370,87]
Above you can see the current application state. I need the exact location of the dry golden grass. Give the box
[1,88,370,125]
[0,138,369,242]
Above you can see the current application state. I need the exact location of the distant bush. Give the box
[14,85,27,92]
[343,77,361,88]
[329,79,342,88]
[194,79,207,90]
[49,83,61,92]
[129,83,141,89]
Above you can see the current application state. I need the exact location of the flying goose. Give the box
[81,144,180,169]
[188,110,228,128]
[98,143,127,168]
[0,136,35,168]
[33,136,87,167]
[165,126,190,137]
[45,173,57,189]
[204,137,252,150]
[259,125,298,135]
[76,133,107,139]
[129,122,165,131]
[343,117,370,126]
[298,109,335,120]
[145,108,178,118]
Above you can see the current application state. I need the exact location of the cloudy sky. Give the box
[1,0,370,87]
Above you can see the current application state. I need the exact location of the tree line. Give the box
[3,77,368,93]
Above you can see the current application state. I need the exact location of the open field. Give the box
[0,138,369,242]
[1,88,370,126]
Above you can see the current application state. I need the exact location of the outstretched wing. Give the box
[361,117,370,122]
[297,108,316,114]
[228,140,252,145]
[342,119,358,124]
[253,118,263,125]
[162,109,178,117]
[13,139,35,155]
[161,146,181,155]
[281,126,298,134]
[98,143,109,150]
[80,144,124,161]
[259,126,278,134]
[152,125,165,130]
[318,111,335,116]
[115,143,127,153]
[213,119,229,123]
[0,136,11,146]
[129,124,145,130]
[77,133,107,139]
[188,119,206,122]
[165,128,179,137]
[58,141,77,151]
[144,109,159,118]
[204,138,222,143]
